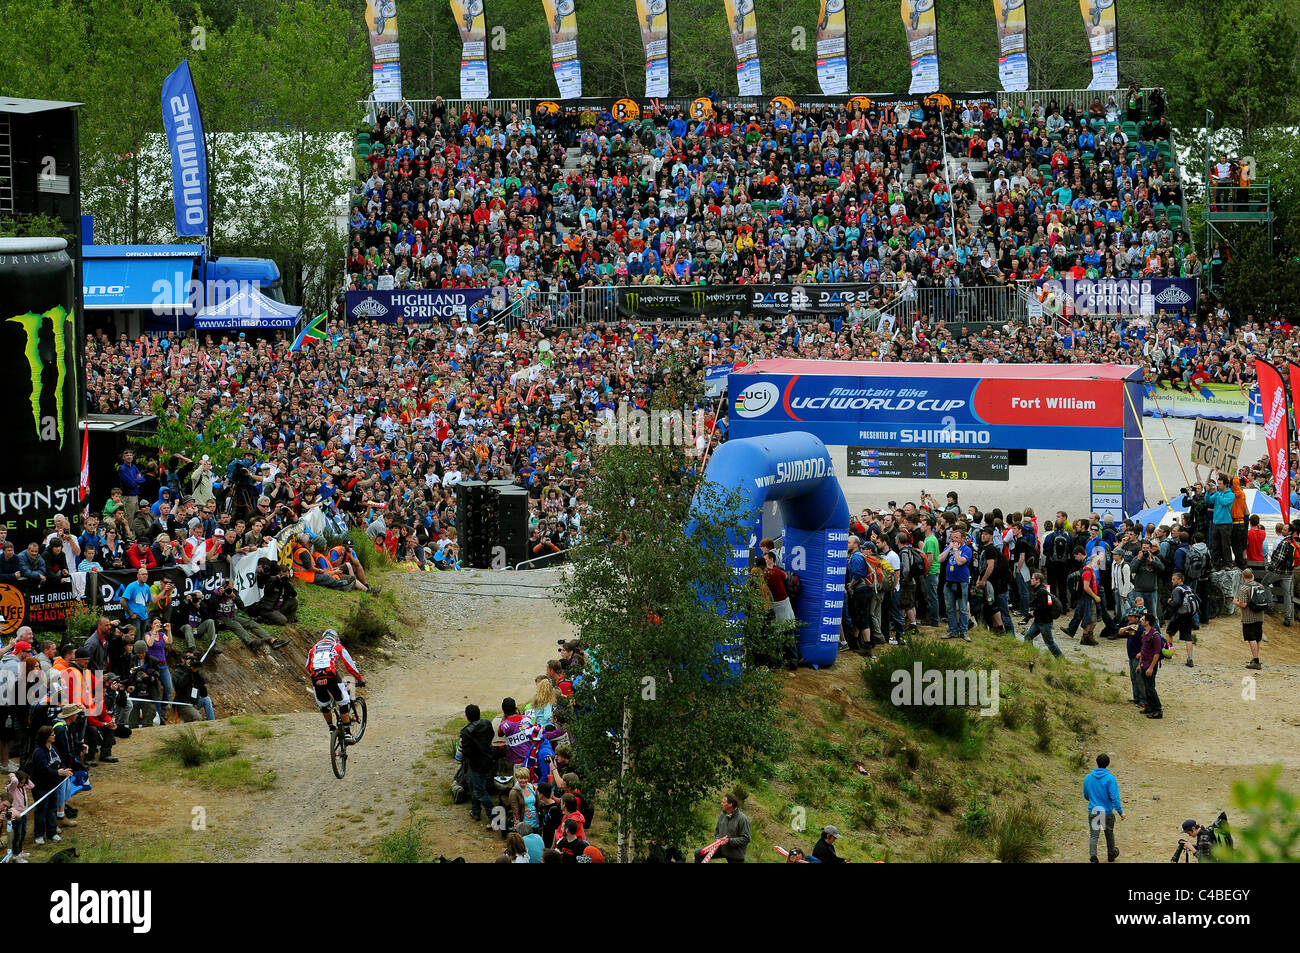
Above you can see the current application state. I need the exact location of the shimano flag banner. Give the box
[161,61,209,239]
[724,0,762,96]
[452,0,490,100]
[1080,0,1118,89]
[1258,360,1289,526]
[541,0,582,98]
[902,0,939,94]
[993,0,1028,92]
[816,0,848,95]
[365,0,403,100]
[635,0,669,97]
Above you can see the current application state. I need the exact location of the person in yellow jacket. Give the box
[1229,474,1248,570]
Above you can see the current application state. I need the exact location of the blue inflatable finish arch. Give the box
[695,432,850,668]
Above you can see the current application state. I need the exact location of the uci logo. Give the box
[735,381,780,418]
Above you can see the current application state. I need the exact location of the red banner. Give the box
[1258,360,1289,527]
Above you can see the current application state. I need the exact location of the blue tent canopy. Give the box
[194,289,302,330]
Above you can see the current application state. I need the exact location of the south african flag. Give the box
[290,312,329,352]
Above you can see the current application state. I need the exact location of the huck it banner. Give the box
[993,0,1028,92]
[635,0,669,97]
[816,0,848,96]
[365,0,403,100]
[901,0,939,95]
[160,61,209,239]
[541,0,582,99]
[1080,0,1118,90]
[724,0,762,96]
[452,0,490,100]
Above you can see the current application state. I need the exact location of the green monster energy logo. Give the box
[7,306,76,449]
[691,289,707,309]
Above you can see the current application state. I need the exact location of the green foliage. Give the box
[959,790,994,838]
[342,596,392,646]
[861,641,979,740]
[375,811,433,863]
[559,441,790,861]
[993,802,1050,863]
[59,602,100,646]
[1216,766,1300,862]
[1030,699,1053,753]
[0,213,75,242]
[133,393,254,473]
[349,527,391,570]
[158,725,237,767]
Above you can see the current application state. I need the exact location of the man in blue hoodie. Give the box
[1084,753,1125,862]
[1204,474,1237,570]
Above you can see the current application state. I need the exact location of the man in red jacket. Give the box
[126,540,157,570]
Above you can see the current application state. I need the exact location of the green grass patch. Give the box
[229,715,275,739]
[862,641,979,740]
[141,726,275,791]
[993,802,1050,863]
[75,832,219,863]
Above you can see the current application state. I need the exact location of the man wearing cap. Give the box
[812,825,846,863]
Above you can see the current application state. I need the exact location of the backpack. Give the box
[864,554,895,592]
[1268,537,1294,575]
[1184,546,1207,581]
[1046,586,1064,619]
[1247,583,1270,612]
[784,571,802,601]
[1049,533,1071,564]
[905,546,926,582]
[1067,569,1084,594]
[1174,585,1199,619]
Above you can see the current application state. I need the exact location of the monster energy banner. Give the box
[902,0,939,95]
[365,0,403,100]
[0,238,83,549]
[452,0,490,100]
[635,0,669,97]
[816,0,848,95]
[541,0,581,99]
[618,284,876,318]
[724,0,762,96]
[1080,0,1118,90]
[993,0,1028,92]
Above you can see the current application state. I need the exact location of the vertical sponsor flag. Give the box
[160,61,209,239]
[901,0,939,95]
[365,0,403,100]
[635,0,669,97]
[724,0,762,96]
[541,0,582,98]
[452,0,490,99]
[993,0,1028,92]
[1079,0,1117,90]
[815,0,848,95]
[79,428,89,501]
[1258,360,1289,526]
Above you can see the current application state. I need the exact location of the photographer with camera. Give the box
[204,577,290,652]
[126,640,162,729]
[173,651,214,722]
[176,590,220,656]
[248,559,300,626]
[1173,814,1232,862]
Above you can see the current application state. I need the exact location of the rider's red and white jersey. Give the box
[306,640,361,680]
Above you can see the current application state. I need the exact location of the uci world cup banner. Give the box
[993,0,1028,92]
[541,0,582,98]
[724,0,762,96]
[452,0,490,99]
[901,0,939,95]
[816,0,848,95]
[365,0,403,100]
[1080,0,1118,89]
[635,0,669,97]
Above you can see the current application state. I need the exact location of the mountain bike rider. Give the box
[306,629,365,735]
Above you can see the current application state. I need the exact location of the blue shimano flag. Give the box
[161,60,209,238]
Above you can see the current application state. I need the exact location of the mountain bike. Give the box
[327,676,368,779]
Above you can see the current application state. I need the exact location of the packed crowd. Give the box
[456,639,600,862]
[347,86,1190,305]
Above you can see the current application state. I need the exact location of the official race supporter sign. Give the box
[1190,418,1243,475]
[345,288,506,323]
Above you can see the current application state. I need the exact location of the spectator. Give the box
[1137,609,1165,719]
[1083,753,1124,863]
[16,542,48,589]
[1233,569,1266,670]
[202,579,289,652]
[695,792,751,863]
[120,567,154,627]
[459,703,497,826]
[812,825,846,863]
[172,651,215,722]
[516,821,545,863]
[1023,571,1063,658]
[29,724,73,846]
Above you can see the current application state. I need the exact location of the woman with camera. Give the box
[143,619,175,726]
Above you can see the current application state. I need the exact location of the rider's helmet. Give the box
[320,628,340,644]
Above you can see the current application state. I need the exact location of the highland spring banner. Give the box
[724,0,762,96]
[635,0,669,97]
[452,0,490,99]
[365,0,403,100]
[993,0,1028,92]
[901,0,939,95]
[541,0,582,99]
[1080,0,1118,90]
[815,0,848,96]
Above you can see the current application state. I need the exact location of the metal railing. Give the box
[877,283,1032,330]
